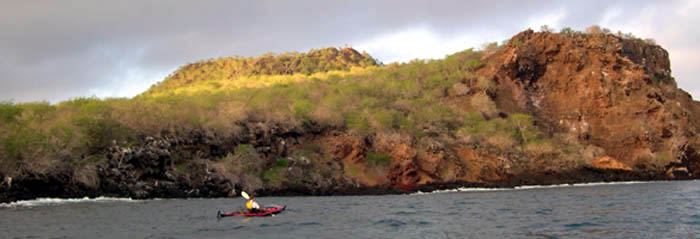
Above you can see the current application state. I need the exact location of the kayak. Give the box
[217,205,286,217]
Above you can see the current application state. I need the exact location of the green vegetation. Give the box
[559,27,579,35]
[0,45,556,177]
[262,167,285,185]
[0,101,23,123]
[364,151,391,167]
[145,47,378,94]
[554,25,656,45]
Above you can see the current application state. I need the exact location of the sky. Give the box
[1,0,699,103]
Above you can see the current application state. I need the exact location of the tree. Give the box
[540,25,554,33]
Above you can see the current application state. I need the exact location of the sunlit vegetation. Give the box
[0,45,561,177]
[145,47,379,94]
[555,25,657,45]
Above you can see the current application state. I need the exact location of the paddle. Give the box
[240,190,267,212]
[218,190,251,218]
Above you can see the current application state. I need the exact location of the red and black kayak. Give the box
[217,205,286,217]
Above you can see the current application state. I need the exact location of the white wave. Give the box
[412,181,656,195]
[0,196,135,208]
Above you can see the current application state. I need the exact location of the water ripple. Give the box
[3,180,700,239]
[297,221,322,226]
[535,208,553,215]
[259,222,291,228]
[393,210,417,216]
[373,218,407,228]
[563,222,601,228]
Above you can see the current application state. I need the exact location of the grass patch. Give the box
[262,167,286,185]
[365,151,391,167]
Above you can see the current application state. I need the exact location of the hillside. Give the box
[144,47,379,95]
[1,29,699,203]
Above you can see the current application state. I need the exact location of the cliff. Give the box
[478,30,700,179]
[1,30,699,203]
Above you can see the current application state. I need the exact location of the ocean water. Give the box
[2,180,700,239]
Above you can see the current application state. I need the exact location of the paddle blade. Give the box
[241,191,250,200]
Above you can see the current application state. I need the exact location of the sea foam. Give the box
[413,180,656,195]
[0,196,135,208]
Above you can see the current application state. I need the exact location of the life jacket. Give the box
[246,199,254,210]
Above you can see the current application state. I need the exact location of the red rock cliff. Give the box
[478,30,700,179]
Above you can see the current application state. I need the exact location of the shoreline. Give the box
[2,178,692,206]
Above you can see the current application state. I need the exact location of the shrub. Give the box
[524,140,558,158]
[0,101,23,123]
[485,133,517,151]
[508,113,538,144]
[229,144,263,173]
[262,167,285,185]
[540,25,554,33]
[2,128,45,159]
[449,83,470,97]
[72,116,133,152]
[345,110,370,132]
[309,104,344,127]
[365,151,391,167]
[371,108,401,130]
[480,42,500,57]
[145,47,379,94]
[585,25,603,35]
[276,159,289,167]
[470,92,498,118]
[292,99,314,119]
[560,27,577,35]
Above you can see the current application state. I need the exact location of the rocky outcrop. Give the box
[2,30,699,203]
[592,156,632,171]
[477,30,700,178]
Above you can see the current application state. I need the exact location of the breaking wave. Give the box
[1,196,136,208]
[412,181,657,195]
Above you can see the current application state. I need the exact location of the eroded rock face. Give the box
[592,156,632,171]
[477,30,700,177]
[3,30,700,203]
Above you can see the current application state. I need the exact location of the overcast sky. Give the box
[1,0,698,103]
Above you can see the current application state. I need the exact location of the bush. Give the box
[309,104,344,127]
[345,110,370,132]
[0,101,23,123]
[371,108,401,130]
[480,42,500,57]
[585,25,603,35]
[145,47,379,94]
[365,151,391,167]
[540,25,554,33]
[524,140,558,158]
[1,43,545,179]
[508,113,538,144]
[560,27,577,35]
[2,128,45,159]
[292,99,314,119]
[262,167,285,185]
[470,92,498,118]
[485,133,517,151]
[276,159,289,167]
[72,115,133,152]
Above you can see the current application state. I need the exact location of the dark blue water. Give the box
[2,181,700,238]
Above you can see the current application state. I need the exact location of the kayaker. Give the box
[246,195,261,213]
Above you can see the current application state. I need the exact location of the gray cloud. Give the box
[0,0,695,103]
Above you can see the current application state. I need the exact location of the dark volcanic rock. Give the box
[2,30,700,203]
